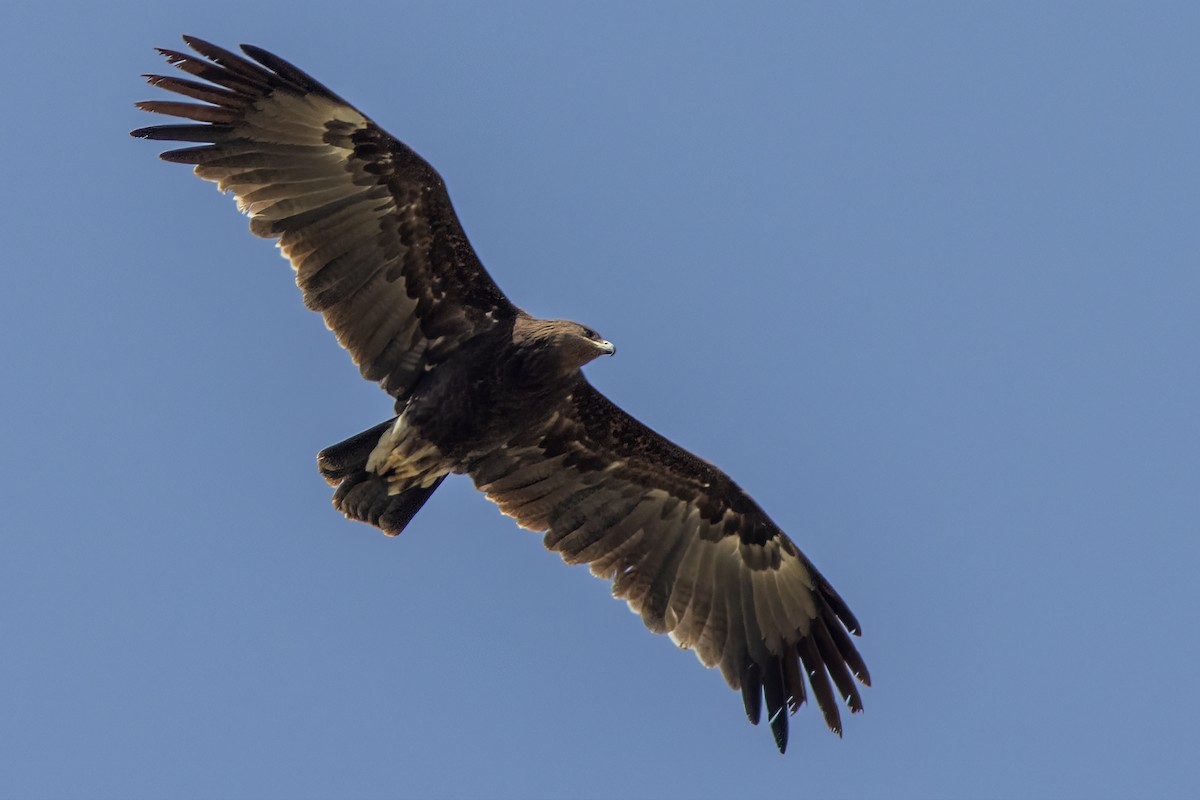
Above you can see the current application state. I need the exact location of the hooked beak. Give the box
[596,339,616,356]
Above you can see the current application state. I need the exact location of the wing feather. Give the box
[798,635,843,735]
[133,37,517,401]
[663,526,709,637]
[471,377,868,752]
[570,496,652,567]
[762,657,790,752]
[671,529,720,655]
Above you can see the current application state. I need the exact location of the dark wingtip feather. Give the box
[740,662,762,726]
[155,47,189,65]
[154,43,266,95]
[762,660,789,754]
[822,611,872,687]
[134,100,238,125]
[129,123,231,143]
[782,651,807,715]
[819,578,863,636]
[798,637,843,736]
[238,43,340,98]
[813,619,865,714]
[141,74,242,107]
[181,35,264,80]
[771,715,788,754]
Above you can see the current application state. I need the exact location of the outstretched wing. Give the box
[132,37,517,401]
[469,378,870,753]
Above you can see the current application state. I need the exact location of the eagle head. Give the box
[514,317,615,374]
[555,320,616,368]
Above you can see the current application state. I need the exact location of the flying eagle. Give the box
[132,37,870,753]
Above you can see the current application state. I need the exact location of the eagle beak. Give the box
[597,340,616,356]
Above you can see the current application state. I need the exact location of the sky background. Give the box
[3,2,1198,798]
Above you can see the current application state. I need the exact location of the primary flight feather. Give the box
[132,36,870,753]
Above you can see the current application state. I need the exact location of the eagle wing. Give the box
[469,378,870,753]
[132,37,516,401]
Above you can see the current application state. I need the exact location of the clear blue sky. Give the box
[3,2,1198,798]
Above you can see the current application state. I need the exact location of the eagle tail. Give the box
[317,418,396,484]
[318,420,445,536]
[331,471,445,536]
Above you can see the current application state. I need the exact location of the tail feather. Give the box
[318,418,445,536]
[333,471,446,536]
[317,417,396,484]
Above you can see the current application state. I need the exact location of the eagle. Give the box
[132,36,870,754]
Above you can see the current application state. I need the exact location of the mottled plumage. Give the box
[132,36,870,753]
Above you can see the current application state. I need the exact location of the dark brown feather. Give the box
[798,636,843,735]
[740,661,763,726]
[155,48,266,94]
[238,43,338,96]
[823,611,872,686]
[761,657,790,753]
[130,123,232,143]
[134,100,238,124]
[142,74,241,106]
[782,648,807,714]
[181,36,277,85]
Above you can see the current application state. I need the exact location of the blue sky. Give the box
[3,2,1198,797]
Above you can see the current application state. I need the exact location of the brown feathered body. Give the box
[325,316,613,530]
[132,36,870,754]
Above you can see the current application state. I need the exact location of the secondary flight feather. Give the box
[132,36,870,753]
